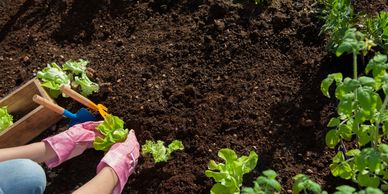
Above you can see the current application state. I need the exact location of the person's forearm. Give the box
[0,142,56,163]
[72,166,118,194]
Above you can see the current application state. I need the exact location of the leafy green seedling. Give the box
[205,148,258,194]
[142,140,184,163]
[93,114,128,152]
[292,174,327,194]
[0,107,13,132]
[242,169,281,194]
[37,63,71,98]
[37,59,99,98]
[74,73,99,96]
[63,59,88,75]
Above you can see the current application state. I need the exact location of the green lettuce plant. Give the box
[242,169,281,194]
[205,148,258,194]
[141,140,184,163]
[37,63,71,98]
[334,185,384,194]
[93,114,128,152]
[0,107,13,132]
[37,59,99,98]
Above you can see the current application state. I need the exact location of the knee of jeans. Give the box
[15,159,46,192]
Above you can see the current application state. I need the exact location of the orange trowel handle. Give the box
[60,85,98,110]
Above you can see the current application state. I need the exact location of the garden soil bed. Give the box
[1,0,383,193]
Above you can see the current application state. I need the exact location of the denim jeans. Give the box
[0,159,46,194]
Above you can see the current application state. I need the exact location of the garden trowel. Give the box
[60,85,109,118]
[33,95,96,126]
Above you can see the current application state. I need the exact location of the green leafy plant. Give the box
[320,0,354,52]
[37,63,71,98]
[292,174,327,194]
[205,148,258,194]
[365,11,388,53]
[321,27,388,188]
[37,59,99,98]
[141,140,184,163]
[330,144,388,188]
[0,107,13,132]
[242,169,281,194]
[93,114,128,152]
[334,185,384,194]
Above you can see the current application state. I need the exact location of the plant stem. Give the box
[374,96,388,148]
[353,52,358,79]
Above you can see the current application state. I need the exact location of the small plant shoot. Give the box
[292,174,327,194]
[93,114,128,152]
[141,140,184,163]
[205,148,258,194]
[0,106,13,132]
[242,169,281,194]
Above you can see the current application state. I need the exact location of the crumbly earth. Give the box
[0,0,384,193]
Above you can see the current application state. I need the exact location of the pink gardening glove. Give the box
[96,129,140,194]
[43,121,102,168]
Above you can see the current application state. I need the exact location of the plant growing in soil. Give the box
[141,140,184,163]
[242,169,281,194]
[37,59,99,98]
[365,11,388,53]
[37,63,71,98]
[93,114,128,152]
[321,26,388,188]
[320,0,354,52]
[0,106,13,132]
[205,148,258,194]
[334,185,384,194]
[292,174,327,194]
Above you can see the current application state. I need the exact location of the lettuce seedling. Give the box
[142,140,184,163]
[74,73,99,97]
[0,107,13,132]
[37,59,99,98]
[93,114,128,152]
[63,59,88,75]
[205,148,258,194]
[292,174,327,194]
[242,169,281,194]
[37,63,71,98]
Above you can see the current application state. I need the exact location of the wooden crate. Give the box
[0,78,62,148]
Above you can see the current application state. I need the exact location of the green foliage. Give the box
[320,0,354,52]
[74,73,99,96]
[242,169,281,194]
[141,140,184,163]
[334,185,384,194]
[330,145,388,189]
[335,28,367,57]
[365,11,388,53]
[292,174,327,194]
[205,148,258,194]
[37,59,99,98]
[37,63,71,98]
[0,107,13,132]
[93,114,128,152]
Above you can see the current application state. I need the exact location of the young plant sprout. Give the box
[141,140,184,163]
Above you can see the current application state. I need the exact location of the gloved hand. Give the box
[43,121,102,168]
[96,129,140,194]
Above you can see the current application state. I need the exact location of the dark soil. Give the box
[0,0,381,193]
